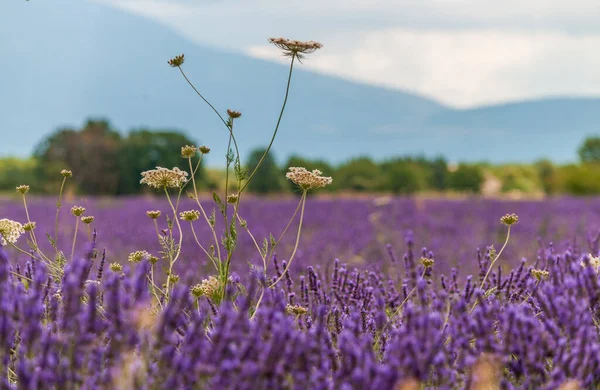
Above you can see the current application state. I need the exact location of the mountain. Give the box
[0,0,596,164]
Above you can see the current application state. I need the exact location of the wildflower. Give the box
[531,269,549,281]
[190,276,221,298]
[420,257,435,268]
[128,250,152,263]
[16,185,29,195]
[500,213,518,226]
[109,263,123,272]
[169,274,180,284]
[179,210,200,222]
[149,255,159,265]
[168,54,185,67]
[581,254,600,273]
[286,304,308,316]
[181,145,197,158]
[140,166,188,189]
[199,145,211,154]
[227,109,242,119]
[146,210,162,219]
[23,222,36,232]
[286,167,332,191]
[226,193,239,204]
[70,206,86,217]
[0,219,25,246]
[61,169,73,178]
[269,37,323,60]
[81,216,94,224]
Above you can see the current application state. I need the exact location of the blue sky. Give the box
[96,0,600,108]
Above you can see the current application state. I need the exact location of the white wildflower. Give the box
[0,219,25,246]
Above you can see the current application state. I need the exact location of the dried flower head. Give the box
[70,206,86,217]
[226,193,239,204]
[146,210,162,219]
[140,166,188,189]
[531,269,549,281]
[16,185,30,195]
[168,274,180,284]
[0,219,25,246]
[128,250,152,263]
[268,37,323,60]
[179,210,200,222]
[420,257,435,268]
[191,276,221,298]
[81,216,94,224]
[168,54,185,67]
[23,222,36,232]
[227,109,242,119]
[109,262,123,272]
[581,254,600,273]
[286,167,332,191]
[61,169,73,178]
[285,304,308,316]
[500,213,518,226]
[199,146,211,154]
[181,145,197,158]
[149,255,159,265]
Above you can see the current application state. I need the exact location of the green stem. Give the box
[54,177,67,249]
[240,55,296,194]
[387,268,427,324]
[480,226,511,289]
[163,187,184,298]
[190,223,218,271]
[268,191,306,288]
[70,217,79,262]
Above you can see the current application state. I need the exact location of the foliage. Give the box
[245,148,285,194]
[333,157,382,192]
[0,157,37,192]
[578,136,600,163]
[448,164,484,193]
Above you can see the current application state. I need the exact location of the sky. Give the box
[95,0,600,108]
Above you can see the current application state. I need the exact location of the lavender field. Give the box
[2,193,600,388]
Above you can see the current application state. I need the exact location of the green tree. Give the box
[0,158,38,192]
[449,164,484,193]
[245,148,284,194]
[579,137,600,163]
[334,157,382,192]
[34,119,121,194]
[380,159,426,194]
[116,130,208,195]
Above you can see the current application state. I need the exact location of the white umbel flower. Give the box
[140,167,188,189]
[286,167,332,191]
[0,219,25,246]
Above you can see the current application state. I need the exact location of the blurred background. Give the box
[2,0,600,197]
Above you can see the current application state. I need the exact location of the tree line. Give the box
[1,119,600,196]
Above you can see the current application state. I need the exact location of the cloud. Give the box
[94,0,600,107]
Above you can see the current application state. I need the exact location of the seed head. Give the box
[531,269,549,281]
[190,276,221,299]
[179,210,200,222]
[23,222,36,232]
[268,37,323,60]
[168,274,180,284]
[581,254,600,273]
[227,193,239,204]
[199,146,211,154]
[140,166,188,189]
[128,250,152,263]
[500,213,518,226]
[109,263,123,272]
[70,206,86,217]
[61,169,72,178]
[16,185,30,195]
[181,145,197,158]
[286,167,332,191]
[0,219,25,246]
[146,210,162,219]
[168,54,185,67]
[227,109,242,119]
[420,257,435,268]
[285,304,308,316]
[81,216,94,224]
[149,255,159,265]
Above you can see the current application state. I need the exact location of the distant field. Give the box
[2,195,599,279]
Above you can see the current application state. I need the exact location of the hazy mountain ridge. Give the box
[0,0,595,164]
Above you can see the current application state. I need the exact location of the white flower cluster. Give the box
[286,167,332,191]
[140,167,188,189]
[581,254,600,273]
[269,37,323,59]
[0,219,25,246]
